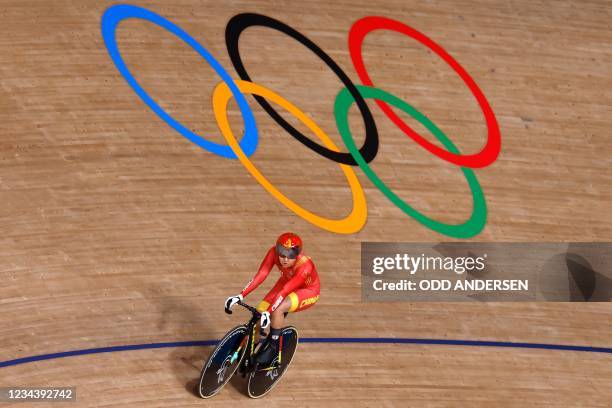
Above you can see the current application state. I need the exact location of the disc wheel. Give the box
[247,326,299,398]
[198,325,248,398]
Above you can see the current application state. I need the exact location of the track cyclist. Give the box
[224,232,320,365]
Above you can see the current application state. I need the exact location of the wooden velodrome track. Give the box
[1,0,611,406]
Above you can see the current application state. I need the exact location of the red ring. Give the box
[348,16,500,168]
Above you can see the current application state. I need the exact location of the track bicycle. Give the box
[198,300,299,398]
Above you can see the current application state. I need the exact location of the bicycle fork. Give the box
[231,325,255,365]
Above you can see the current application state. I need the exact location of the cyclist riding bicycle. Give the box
[225,232,320,365]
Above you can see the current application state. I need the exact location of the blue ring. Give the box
[101,4,258,159]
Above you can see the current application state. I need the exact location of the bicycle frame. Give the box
[229,301,266,375]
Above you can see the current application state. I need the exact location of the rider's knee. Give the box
[272,299,291,316]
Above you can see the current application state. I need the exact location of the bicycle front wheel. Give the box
[198,325,248,398]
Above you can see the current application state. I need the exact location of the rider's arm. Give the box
[240,246,275,298]
[267,262,312,312]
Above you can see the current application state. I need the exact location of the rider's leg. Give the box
[254,279,285,342]
[255,297,292,365]
[268,297,293,346]
[270,297,292,329]
[256,289,319,364]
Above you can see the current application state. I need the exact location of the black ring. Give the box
[225,13,378,166]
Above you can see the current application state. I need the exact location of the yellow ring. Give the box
[212,80,367,234]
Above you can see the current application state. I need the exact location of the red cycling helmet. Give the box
[275,232,302,259]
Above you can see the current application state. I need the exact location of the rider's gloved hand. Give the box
[260,311,271,329]
[224,294,243,314]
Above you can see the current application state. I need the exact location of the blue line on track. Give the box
[1,338,611,368]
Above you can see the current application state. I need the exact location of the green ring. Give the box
[334,85,487,238]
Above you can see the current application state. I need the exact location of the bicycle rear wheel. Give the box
[198,325,248,398]
[247,326,299,398]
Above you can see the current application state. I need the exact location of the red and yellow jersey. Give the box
[240,246,320,312]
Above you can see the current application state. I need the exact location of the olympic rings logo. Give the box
[101,5,500,238]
